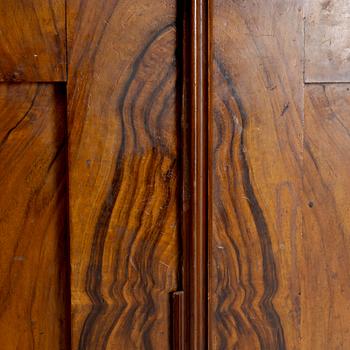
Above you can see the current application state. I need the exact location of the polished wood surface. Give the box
[303,84,350,349]
[183,0,209,348]
[0,84,69,349]
[210,0,304,348]
[67,1,179,348]
[0,0,66,82]
[0,1,350,348]
[305,0,350,82]
[172,291,185,350]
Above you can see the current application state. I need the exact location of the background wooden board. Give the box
[210,0,304,348]
[302,84,350,349]
[67,1,179,348]
[0,84,69,349]
[305,0,350,82]
[0,0,66,82]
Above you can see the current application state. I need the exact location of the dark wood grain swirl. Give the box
[210,1,304,349]
[67,1,179,348]
[212,59,285,349]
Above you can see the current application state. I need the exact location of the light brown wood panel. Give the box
[0,0,66,82]
[0,84,69,349]
[302,84,350,349]
[67,1,179,349]
[305,0,350,82]
[210,0,304,348]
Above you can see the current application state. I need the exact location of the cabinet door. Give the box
[209,1,350,349]
[1,1,350,349]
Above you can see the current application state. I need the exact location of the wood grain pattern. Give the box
[210,1,303,348]
[0,84,69,349]
[67,1,179,348]
[0,0,66,82]
[302,84,350,349]
[305,0,350,82]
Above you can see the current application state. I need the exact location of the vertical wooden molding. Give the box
[189,0,209,349]
[172,291,185,350]
[178,0,210,349]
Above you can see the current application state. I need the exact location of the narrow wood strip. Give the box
[184,0,209,349]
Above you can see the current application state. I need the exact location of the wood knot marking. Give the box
[280,102,289,117]
[308,201,314,208]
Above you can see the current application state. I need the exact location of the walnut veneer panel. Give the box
[0,84,69,349]
[210,0,304,348]
[302,84,350,349]
[0,0,66,82]
[67,1,179,348]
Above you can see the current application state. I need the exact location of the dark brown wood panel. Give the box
[210,1,304,348]
[302,84,350,349]
[0,84,69,349]
[305,0,350,83]
[67,1,179,349]
[0,0,66,82]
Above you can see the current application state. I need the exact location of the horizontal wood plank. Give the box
[0,0,66,82]
[305,0,350,82]
[0,84,69,349]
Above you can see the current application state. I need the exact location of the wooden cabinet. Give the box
[0,1,349,349]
